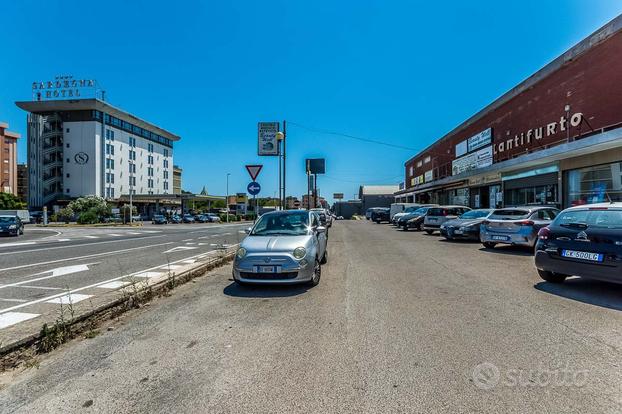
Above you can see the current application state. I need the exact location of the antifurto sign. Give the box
[32,75,97,101]
[257,122,280,156]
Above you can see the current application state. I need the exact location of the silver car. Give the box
[480,206,560,249]
[232,210,328,286]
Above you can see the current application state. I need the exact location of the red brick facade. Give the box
[0,122,20,195]
[405,28,622,188]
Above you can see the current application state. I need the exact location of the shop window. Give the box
[565,162,622,207]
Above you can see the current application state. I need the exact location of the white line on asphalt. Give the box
[0,263,98,289]
[0,246,237,315]
[127,232,142,235]
[18,285,66,291]
[0,298,28,303]
[46,293,93,305]
[160,264,182,270]
[107,234,122,237]
[162,246,198,254]
[0,242,174,273]
[0,242,37,248]
[56,239,70,242]
[181,239,193,242]
[84,235,99,239]
[131,271,163,279]
[96,281,129,289]
[0,312,40,329]
[0,235,167,257]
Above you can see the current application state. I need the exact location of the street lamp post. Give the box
[226,173,231,223]
[129,161,134,225]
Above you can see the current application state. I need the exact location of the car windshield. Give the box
[0,216,16,223]
[404,206,419,213]
[154,215,164,219]
[553,208,622,229]
[489,209,530,220]
[251,212,310,236]
[459,209,492,219]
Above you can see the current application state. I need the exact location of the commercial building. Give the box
[16,95,180,209]
[173,165,182,194]
[0,122,20,195]
[396,15,622,210]
[17,164,28,202]
[359,185,399,211]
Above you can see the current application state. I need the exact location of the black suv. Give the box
[371,208,391,223]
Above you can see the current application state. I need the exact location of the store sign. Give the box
[469,172,501,186]
[424,170,433,182]
[455,140,467,157]
[413,175,424,186]
[494,113,583,154]
[32,75,96,101]
[468,128,492,152]
[257,122,280,156]
[333,193,344,199]
[452,145,493,175]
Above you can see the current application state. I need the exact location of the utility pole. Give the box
[282,120,287,210]
[129,161,134,225]
[226,173,230,223]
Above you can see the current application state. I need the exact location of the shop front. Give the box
[501,165,560,208]
[564,161,622,206]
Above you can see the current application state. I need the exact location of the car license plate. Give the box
[428,218,437,221]
[491,235,509,241]
[561,250,603,262]
[454,229,463,235]
[256,265,277,273]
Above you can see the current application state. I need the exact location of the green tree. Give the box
[0,192,27,210]
[67,195,111,223]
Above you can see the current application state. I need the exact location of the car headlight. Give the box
[440,224,446,229]
[407,218,416,223]
[236,247,247,259]
[293,247,306,260]
[8,225,17,229]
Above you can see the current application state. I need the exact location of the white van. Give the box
[389,203,419,220]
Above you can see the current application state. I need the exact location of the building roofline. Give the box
[14,98,180,142]
[405,13,622,166]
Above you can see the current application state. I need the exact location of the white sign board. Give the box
[452,145,493,175]
[455,140,468,157]
[258,122,280,156]
[467,128,492,152]
[424,170,433,182]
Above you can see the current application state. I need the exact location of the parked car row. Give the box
[152,213,222,225]
[370,202,622,287]
[0,215,25,237]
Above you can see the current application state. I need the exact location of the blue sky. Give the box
[1,1,621,202]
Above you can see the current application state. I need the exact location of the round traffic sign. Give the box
[247,181,261,196]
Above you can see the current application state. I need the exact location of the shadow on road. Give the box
[477,246,533,257]
[223,281,310,298]
[535,278,622,311]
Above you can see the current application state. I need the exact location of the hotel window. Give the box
[129,176,136,186]
[129,163,136,173]
[148,143,154,152]
[148,179,154,188]
[148,167,154,177]
[164,181,169,190]
[129,137,136,147]
[163,159,169,168]
[163,170,168,179]
[106,158,115,169]
[148,155,154,165]
[110,188,115,198]
[163,149,169,157]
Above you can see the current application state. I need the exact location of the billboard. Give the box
[468,128,492,152]
[258,122,280,156]
[306,158,326,174]
[333,193,344,199]
[452,145,493,175]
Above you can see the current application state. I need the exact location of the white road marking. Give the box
[0,245,239,315]
[141,230,161,233]
[0,235,167,257]
[107,234,122,237]
[56,239,70,242]
[181,259,197,264]
[96,281,129,289]
[46,293,93,305]
[130,271,163,279]
[0,243,174,273]
[0,242,37,248]
[162,246,199,254]
[0,263,96,290]
[0,312,40,329]
[84,235,99,239]
[161,264,182,270]
[185,242,196,245]
[181,239,193,242]
[18,285,66,291]
[0,298,28,303]
[127,232,142,235]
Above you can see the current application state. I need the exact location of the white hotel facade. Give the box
[16,98,180,209]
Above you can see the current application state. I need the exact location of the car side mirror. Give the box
[316,226,326,233]
[244,227,252,234]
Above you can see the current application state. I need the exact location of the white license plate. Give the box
[257,265,277,273]
[428,218,437,222]
[454,230,463,235]
[561,250,603,262]
[491,235,509,241]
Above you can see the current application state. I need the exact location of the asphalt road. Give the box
[0,222,249,335]
[1,220,621,413]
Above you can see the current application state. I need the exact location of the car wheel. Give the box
[482,242,496,249]
[20,228,24,235]
[425,230,434,235]
[307,259,321,287]
[320,249,328,264]
[416,223,423,231]
[402,224,408,231]
[537,269,567,283]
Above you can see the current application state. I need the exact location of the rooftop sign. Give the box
[32,75,97,101]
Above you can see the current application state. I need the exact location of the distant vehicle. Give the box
[392,204,437,225]
[336,216,344,220]
[29,211,43,224]
[182,214,195,223]
[423,206,472,234]
[371,208,391,223]
[205,213,221,222]
[169,215,182,224]
[535,203,622,284]
[152,215,168,225]
[132,215,143,222]
[0,215,24,236]
[311,208,333,227]
[365,208,383,220]
[397,206,435,231]
[480,206,560,249]
[440,209,493,240]
[0,210,30,224]
[195,214,209,223]
[389,203,419,220]
[232,210,327,286]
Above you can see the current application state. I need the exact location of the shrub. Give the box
[77,210,99,224]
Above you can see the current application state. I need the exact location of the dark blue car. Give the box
[0,215,24,236]
[535,203,622,284]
